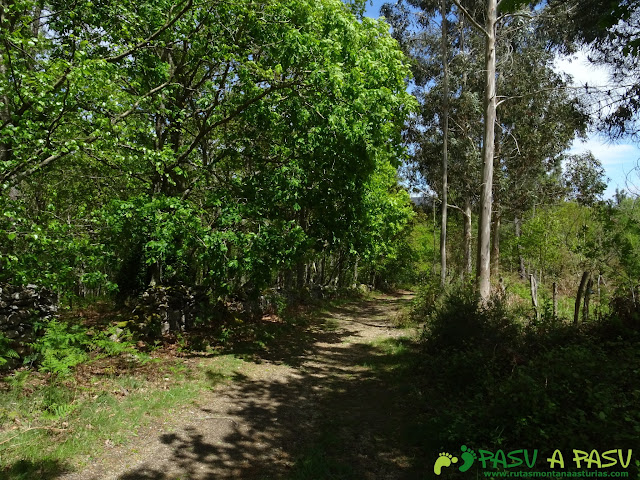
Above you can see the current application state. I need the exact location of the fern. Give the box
[89,326,136,356]
[42,402,77,420]
[30,320,89,376]
[30,320,141,375]
[0,333,19,367]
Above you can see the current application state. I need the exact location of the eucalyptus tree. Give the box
[563,152,607,207]
[384,0,588,299]
[491,28,589,274]
[383,0,485,280]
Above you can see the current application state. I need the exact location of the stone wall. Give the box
[0,283,58,354]
[131,285,208,335]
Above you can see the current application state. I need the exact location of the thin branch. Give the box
[451,0,489,38]
[78,147,151,185]
[105,0,194,63]
[0,427,68,446]
[495,84,585,107]
[498,123,520,155]
[176,80,300,166]
[0,67,71,132]
[113,81,172,123]
[447,202,471,219]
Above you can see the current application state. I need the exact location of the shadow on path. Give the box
[113,292,431,480]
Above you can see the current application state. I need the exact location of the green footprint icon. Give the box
[434,452,458,475]
[459,445,477,472]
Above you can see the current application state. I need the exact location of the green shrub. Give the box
[29,320,90,375]
[421,286,521,353]
[410,279,442,322]
[28,320,139,376]
[416,285,640,474]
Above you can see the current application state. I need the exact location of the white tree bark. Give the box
[440,0,449,287]
[476,0,497,304]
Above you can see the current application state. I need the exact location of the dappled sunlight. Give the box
[107,292,426,480]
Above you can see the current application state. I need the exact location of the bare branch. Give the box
[447,202,471,219]
[113,81,172,123]
[451,0,489,38]
[176,80,300,165]
[0,67,71,132]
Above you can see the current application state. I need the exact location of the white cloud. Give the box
[554,51,611,88]
[570,138,638,166]
[555,49,640,197]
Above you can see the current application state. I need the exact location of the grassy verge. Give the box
[0,289,374,479]
[0,353,250,480]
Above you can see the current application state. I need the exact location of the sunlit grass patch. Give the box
[0,359,207,479]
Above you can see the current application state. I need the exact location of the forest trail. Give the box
[60,291,426,480]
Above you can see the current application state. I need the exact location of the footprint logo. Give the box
[433,452,458,475]
[458,445,477,472]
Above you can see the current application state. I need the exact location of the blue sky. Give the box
[363,0,640,198]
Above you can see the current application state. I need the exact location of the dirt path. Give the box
[60,291,423,480]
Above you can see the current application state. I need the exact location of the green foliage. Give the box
[543,0,640,137]
[563,152,608,206]
[29,321,90,375]
[0,0,416,301]
[0,362,208,478]
[517,209,564,277]
[372,210,435,288]
[0,332,19,368]
[499,0,542,13]
[415,287,640,467]
[410,277,446,321]
[605,198,640,291]
[420,287,521,354]
[505,202,608,282]
[28,320,138,376]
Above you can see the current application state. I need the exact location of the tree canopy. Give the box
[0,0,416,298]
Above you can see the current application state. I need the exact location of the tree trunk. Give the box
[574,271,590,325]
[552,281,558,317]
[463,196,473,278]
[433,199,438,274]
[0,4,10,167]
[491,111,502,277]
[476,0,497,304]
[529,274,539,320]
[491,206,501,277]
[515,215,526,279]
[31,4,42,37]
[319,255,326,286]
[149,262,162,287]
[583,277,593,322]
[440,0,449,287]
[306,261,314,286]
[296,259,305,290]
[285,269,294,290]
[352,256,359,287]
[335,253,344,288]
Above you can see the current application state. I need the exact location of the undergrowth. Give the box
[412,285,640,477]
[0,352,247,479]
[26,320,146,376]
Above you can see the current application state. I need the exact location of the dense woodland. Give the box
[1,0,640,477]
[0,0,419,301]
